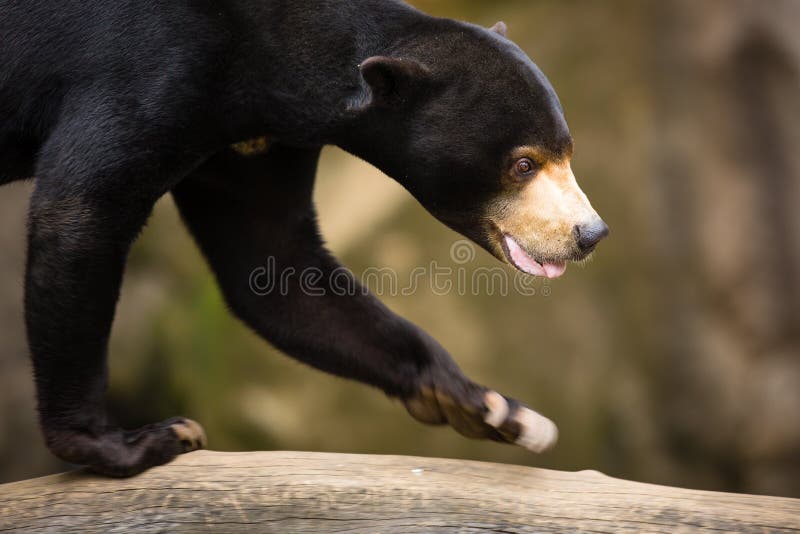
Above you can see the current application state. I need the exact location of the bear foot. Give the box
[43,416,207,478]
[404,384,558,453]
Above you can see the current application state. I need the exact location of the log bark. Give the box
[1,451,799,533]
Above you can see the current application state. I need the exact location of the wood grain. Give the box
[1,451,798,533]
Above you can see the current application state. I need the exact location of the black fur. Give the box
[1,0,577,476]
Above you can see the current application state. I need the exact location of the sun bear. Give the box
[0,0,608,476]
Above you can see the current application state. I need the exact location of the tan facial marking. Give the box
[492,153,599,260]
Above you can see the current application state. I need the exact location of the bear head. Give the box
[341,20,608,278]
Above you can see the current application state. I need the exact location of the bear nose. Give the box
[574,219,609,252]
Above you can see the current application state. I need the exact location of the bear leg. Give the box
[26,112,210,476]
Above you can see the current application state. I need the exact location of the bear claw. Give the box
[510,407,559,453]
[483,391,558,453]
[483,390,510,427]
[170,418,207,452]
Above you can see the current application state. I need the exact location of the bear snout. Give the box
[574,218,609,253]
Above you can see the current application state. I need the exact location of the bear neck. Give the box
[220,0,461,148]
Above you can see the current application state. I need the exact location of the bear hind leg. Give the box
[27,119,208,476]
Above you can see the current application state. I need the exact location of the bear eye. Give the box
[513,158,537,178]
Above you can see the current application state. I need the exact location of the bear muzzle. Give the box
[489,160,607,277]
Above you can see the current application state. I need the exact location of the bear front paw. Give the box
[404,386,558,453]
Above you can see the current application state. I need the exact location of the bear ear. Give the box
[489,21,507,37]
[358,56,430,107]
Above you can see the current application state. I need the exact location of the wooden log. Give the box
[1,451,798,533]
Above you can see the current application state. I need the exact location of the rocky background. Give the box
[1,0,798,497]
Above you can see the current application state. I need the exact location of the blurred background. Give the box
[1,0,799,497]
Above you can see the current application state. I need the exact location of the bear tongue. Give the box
[542,261,567,279]
[503,235,567,279]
